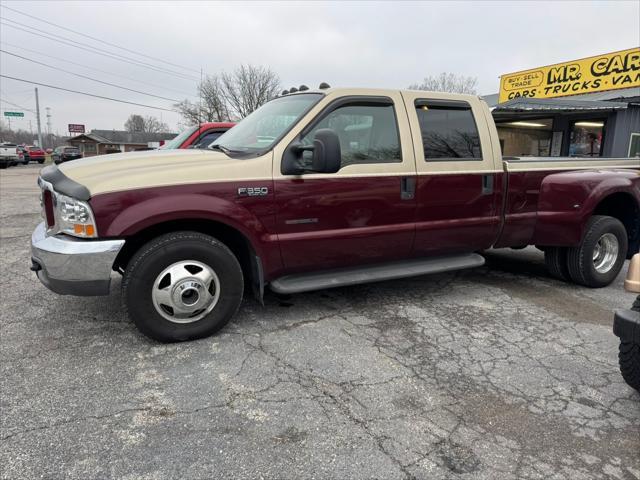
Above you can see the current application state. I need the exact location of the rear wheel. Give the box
[544,247,571,282]
[122,231,244,342]
[37,159,44,164]
[567,215,627,287]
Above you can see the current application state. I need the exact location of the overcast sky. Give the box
[0,0,638,135]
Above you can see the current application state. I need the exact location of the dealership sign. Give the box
[68,124,86,134]
[499,47,640,103]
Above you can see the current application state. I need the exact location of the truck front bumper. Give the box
[613,305,640,344]
[30,222,125,296]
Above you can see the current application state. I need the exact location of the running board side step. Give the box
[269,253,485,294]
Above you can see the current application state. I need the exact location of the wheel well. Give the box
[593,192,640,257]
[113,219,258,290]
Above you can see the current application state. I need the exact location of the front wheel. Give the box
[122,231,244,342]
[567,215,627,288]
[619,342,640,391]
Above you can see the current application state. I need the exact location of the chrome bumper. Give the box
[30,222,125,296]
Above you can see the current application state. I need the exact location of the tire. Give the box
[38,159,44,164]
[544,247,571,282]
[0,164,7,169]
[567,215,628,288]
[122,231,244,342]
[619,341,640,392]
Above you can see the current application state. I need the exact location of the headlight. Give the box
[56,193,97,238]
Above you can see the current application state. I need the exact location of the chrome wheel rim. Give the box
[152,260,220,324]
[592,233,619,274]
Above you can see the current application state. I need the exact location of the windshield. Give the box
[211,93,322,154]
[159,126,198,150]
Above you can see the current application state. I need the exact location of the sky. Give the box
[0,0,638,136]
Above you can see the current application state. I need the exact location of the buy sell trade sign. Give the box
[498,47,640,103]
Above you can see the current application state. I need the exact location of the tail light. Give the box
[43,190,55,228]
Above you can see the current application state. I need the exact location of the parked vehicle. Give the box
[613,253,640,392]
[25,145,45,164]
[52,146,82,164]
[0,142,20,168]
[159,122,235,150]
[17,145,30,165]
[30,87,640,342]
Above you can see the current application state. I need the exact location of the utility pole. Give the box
[46,107,52,148]
[35,88,43,149]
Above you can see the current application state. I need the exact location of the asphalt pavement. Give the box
[1,164,638,480]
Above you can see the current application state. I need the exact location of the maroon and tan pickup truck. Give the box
[30,87,640,342]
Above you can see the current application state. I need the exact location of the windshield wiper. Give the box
[210,144,245,154]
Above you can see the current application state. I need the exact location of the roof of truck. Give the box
[278,86,482,102]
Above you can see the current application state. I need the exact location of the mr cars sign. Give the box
[498,47,640,103]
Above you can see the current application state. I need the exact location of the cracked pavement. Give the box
[1,165,639,479]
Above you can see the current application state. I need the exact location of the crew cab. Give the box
[30,87,640,342]
[160,122,235,150]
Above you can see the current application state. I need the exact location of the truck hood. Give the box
[57,149,272,197]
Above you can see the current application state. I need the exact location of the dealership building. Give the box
[484,48,640,158]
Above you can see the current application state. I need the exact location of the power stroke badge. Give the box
[237,187,269,197]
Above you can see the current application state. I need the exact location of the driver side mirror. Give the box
[282,129,341,175]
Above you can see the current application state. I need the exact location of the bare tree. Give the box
[174,76,229,125]
[125,114,169,133]
[175,65,280,125]
[0,120,68,147]
[220,65,281,118]
[409,72,478,94]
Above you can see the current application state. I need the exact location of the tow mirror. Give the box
[281,128,341,175]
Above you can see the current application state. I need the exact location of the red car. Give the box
[25,145,45,164]
[160,122,235,150]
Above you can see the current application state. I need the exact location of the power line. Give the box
[1,75,176,112]
[0,20,200,82]
[1,41,197,99]
[2,49,181,103]
[0,98,36,113]
[1,4,203,75]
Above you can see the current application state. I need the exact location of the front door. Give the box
[274,93,417,273]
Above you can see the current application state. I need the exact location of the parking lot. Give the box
[1,164,638,479]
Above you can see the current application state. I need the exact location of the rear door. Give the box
[401,92,503,255]
[273,92,417,273]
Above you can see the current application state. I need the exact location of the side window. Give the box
[415,101,482,161]
[301,102,402,167]
[192,131,224,149]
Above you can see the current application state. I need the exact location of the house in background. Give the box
[67,129,177,157]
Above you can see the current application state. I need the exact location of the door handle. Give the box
[401,177,415,200]
[482,174,494,195]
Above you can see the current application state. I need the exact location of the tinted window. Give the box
[192,131,224,149]
[302,102,401,167]
[415,101,481,160]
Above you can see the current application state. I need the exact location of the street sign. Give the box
[68,124,85,134]
[3,111,24,117]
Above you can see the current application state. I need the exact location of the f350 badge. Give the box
[237,187,269,197]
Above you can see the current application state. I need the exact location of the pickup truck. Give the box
[25,145,46,164]
[159,122,235,150]
[0,142,21,168]
[30,87,640,342]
